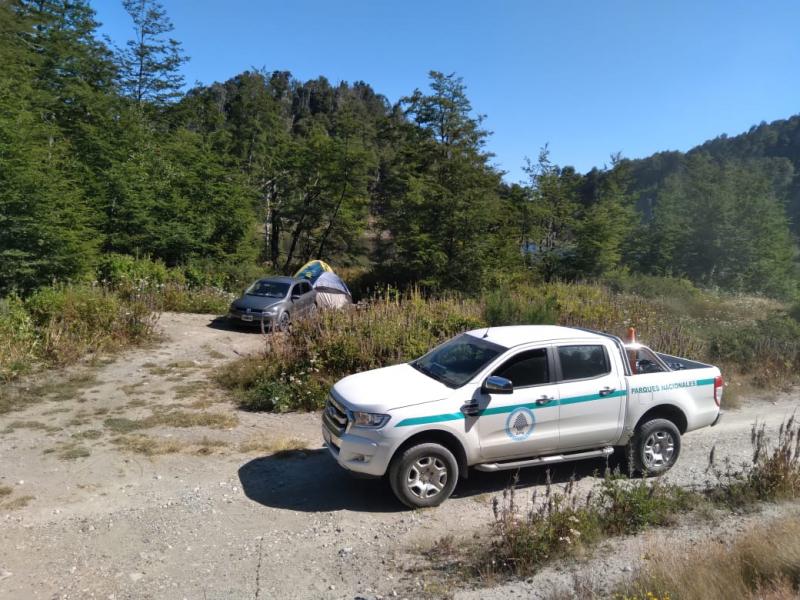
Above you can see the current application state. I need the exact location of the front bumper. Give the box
[322,401,393,477]
[227,310,275,327]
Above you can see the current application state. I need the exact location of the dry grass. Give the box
[112,434,186,456]
[2,420,59,434]
[620,514,800,600]
[238,434,309,457]
[71,429,103,440]
[0,485,12,497]
[0,371,98,414]
[58,444,91,460]
[104,409,237,434]
[1,495,34,510]
[173,380,207,399]
[112,434,229,456]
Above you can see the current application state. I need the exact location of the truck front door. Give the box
[555,343,626,451]
[474,347,560,461]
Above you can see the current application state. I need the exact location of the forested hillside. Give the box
[1,0,799,298]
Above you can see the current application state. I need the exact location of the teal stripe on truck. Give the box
[394,379,713,428]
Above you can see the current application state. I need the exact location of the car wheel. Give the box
[628,418,681,476]
[388,443,458,508]
[273,312,290,333]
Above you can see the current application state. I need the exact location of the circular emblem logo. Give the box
[505,407,535,441]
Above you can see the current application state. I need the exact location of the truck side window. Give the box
[558,345,609,381]
[493,348,549,388]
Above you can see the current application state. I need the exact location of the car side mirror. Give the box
[482,375,513,395]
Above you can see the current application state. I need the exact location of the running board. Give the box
[474,447,614,472]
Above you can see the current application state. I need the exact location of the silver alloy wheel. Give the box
[643,430,675,468]
[406,456,448,499]
[277,312,290,332]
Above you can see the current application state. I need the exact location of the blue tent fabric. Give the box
[313,271,351,296]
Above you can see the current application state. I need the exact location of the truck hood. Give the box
[332,363,451,414]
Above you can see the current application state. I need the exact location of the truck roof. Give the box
[465,325,605,348]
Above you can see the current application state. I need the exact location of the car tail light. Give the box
[713,375,724,407]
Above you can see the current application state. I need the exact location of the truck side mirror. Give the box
[482,375,513,395]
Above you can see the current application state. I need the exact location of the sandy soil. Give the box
[0,312,798,600]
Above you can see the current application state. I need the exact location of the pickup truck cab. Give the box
[322,325,723,508]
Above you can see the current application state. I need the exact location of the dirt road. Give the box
[0,313,797,599]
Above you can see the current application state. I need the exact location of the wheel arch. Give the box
[391,429,469,479]
[635,403,688,434]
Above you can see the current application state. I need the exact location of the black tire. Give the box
[388,443,459,509]
[273,311,290,333]
[627,418,681,476]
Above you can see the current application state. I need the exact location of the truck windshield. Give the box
[411,334,505,388]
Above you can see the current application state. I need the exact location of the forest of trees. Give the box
[1,0,799,298]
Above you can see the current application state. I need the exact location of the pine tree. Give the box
[117,0,187,106]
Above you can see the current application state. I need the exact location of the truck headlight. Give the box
[349,411,390,428]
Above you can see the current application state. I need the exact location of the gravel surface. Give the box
[0,312,798,599]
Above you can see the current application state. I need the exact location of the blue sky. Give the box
[93,0,800,183]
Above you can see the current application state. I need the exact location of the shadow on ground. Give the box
[238,449,616,514]
[206,316,270,335]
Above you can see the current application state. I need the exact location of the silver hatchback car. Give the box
[228,276,316,331]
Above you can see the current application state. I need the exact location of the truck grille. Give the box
[323,394,348,437]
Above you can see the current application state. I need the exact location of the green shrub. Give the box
[24,284,157,366]
[0,294,37,381]
[707,416,800,508]
[480,471,696,577]
[216,291,485,411]
[97,253,170,287]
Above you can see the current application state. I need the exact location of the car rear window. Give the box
[558,345,609,380]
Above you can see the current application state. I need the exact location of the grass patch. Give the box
[1,495,34,510]
[2,420,59,434]
[112,434,228,456]
[0,372,99,415]
[112,434,185,455]
[707,415,800,508]
[194,437,229,455]
[474,472,697,578]
[104,410,237,433]
[1,283,159,383]
[205,348,226,360]
[238,435,308,457]
[0,485,12,497]
[59,444,91,460]
[173,380,207,399]
[72,429,102,440]
[618,514,800,600]
[429,416,800,592]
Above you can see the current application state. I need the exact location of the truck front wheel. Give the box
[388,443,459,509]
[628,418,681,476]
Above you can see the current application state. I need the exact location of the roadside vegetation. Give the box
[0,254,259,384]
[616,515,800,600]
[420,416,800,592]
[218,276,800,412]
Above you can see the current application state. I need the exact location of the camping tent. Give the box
[293,259,352,309]
[293,259,333,283]
[313,271,353,309]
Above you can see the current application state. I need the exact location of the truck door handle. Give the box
[535,396,554,405]
[461,401,481,417]
[599,387,616,396]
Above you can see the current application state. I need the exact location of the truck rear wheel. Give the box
[628,418,681,476]
[388,443,459,509]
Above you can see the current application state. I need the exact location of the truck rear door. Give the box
[554,343,626,451]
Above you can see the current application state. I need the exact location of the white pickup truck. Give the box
[322,325,723,508]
